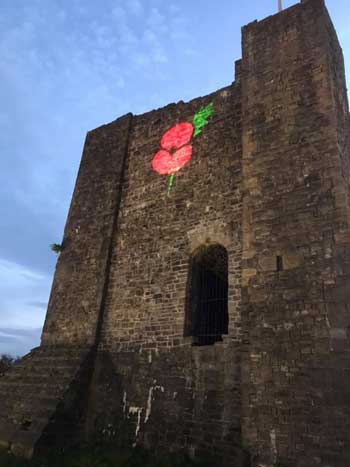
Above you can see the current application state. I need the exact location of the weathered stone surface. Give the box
[0,1,349,466]
[86,343,245,466]
[41,113,133,346]
[0,346,93,457]
[241,1,350,466]
[99,85,242,351]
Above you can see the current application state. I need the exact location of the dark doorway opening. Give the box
[185,244,229,345]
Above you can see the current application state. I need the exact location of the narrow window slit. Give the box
[276,255,283,272]
[185,244,229,346]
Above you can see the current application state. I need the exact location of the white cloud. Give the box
[132,52,151,67]
[110,7,139,50]
[119,25,138,48]
[112,5,127,22]
[0,259,46,286]
[0,327,42,357]
[169,4,180,14]
[147,7,167,33]
[0,258,50,331]
[116,76,125,88]
[94,24,115,49]
[58,9,67,22]
[152,49,168,64]
[143,29,157,43]
[128,0,143,16]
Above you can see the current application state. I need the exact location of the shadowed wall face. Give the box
[41,115,133,346]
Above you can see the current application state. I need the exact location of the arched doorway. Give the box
[185,244,229,345]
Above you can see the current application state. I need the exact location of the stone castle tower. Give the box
[1,1,349,466]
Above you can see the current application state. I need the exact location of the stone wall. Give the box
[241,0,350,465]
[41,114,132,346]
[86,344,247,467]
[86,82,245,466]
[99,84,242,350]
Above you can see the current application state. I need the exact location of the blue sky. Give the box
[0,0,349,356]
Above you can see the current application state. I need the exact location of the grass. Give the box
[0,445,216,467]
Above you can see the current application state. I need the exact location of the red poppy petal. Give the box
[160,122,194,151]
[151,145,193,176]
[152,150,173,175]
[170,145,192,173]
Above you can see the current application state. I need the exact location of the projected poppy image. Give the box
[151,103,214,195]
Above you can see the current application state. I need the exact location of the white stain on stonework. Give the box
[123,391,127,416]
[145,384,164,423]
[128,406,143,446]
[124,383,165,446]
[270,428,277,462]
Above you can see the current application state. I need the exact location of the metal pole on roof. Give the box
[278,0,283,11]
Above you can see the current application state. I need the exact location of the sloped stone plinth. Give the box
[0,346,93,458]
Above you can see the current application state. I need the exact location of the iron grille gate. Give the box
[189,244,229,346]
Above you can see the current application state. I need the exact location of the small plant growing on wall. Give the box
[50,243,63,254]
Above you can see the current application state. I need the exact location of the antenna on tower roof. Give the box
[278,0,283,12]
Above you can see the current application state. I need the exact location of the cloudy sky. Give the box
[0,0,349,356]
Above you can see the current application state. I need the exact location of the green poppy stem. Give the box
[167,174,175,196]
